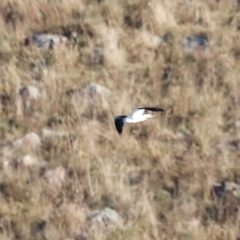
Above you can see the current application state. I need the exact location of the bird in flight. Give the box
[114,107,164,135]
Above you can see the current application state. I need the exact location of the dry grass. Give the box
[0,0,240,239]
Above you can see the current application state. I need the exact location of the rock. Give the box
[153,35,167,47]
[0,160,12,170]
[67,82,111,108]
[17,154,47,168]
[235,120,240,128]
[63,232,87,240]
[44,165,66,186]
[87,208,124,231]
[12,132,41,151]
[41,129,69,139]
[153,33,172,47]
[32,34,68,50]
[80,82,110,96]
[181,35,208,52]
[91,47,104,65]
[125,171,143,186]
[0,133,40,160]
[212,181,225,198]
[175,195,198,218]
[18,154,38,167]
[176,131,202,148]
[17,81,46,115]
[20,85,43,101]
[30,220,47,239]
[212,181,240,198]
[75,232,88,240]
[30,61,49,79]
[227,140,240,151]
[7,132,42,158]
[209,181,240,223]
[81,82,111,98]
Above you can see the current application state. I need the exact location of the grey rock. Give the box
[125,172,143,186]
[75,232,88,240]
[153,36,166,46]
[17,154,47,168]
[235,120,240,128]
[68,82,111,107]
[12,132,41,151]
[91,47,105,65]
[32,34,68,50]
[181,35,208,52]
[17,81,46,116]
[44,165,66,186]
[88,208,124,231]
[0,132,41,160]
[81,82,111,98]
[30,61,49,79]
[18,154,39,167]
[40,129,69,139]
[19,85,43,101]
[212,181,240,198]
[153,33,172,47]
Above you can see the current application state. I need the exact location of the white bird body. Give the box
[125,113,153,123]
[114,106,164,134]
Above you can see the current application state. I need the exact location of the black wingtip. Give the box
[114,116,126,135]
[137,107,165,112]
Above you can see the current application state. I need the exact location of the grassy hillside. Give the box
[0,0,240,239]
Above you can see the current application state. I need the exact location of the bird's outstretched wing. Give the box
[114,116,126,135]
[135,107,165,112]
[131,108,145,118]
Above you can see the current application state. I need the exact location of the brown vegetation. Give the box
[0,0,240,239]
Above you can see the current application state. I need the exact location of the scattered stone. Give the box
[18,154,38,167]
[153,35,167,47]
[31,34,68,50]
[0,160,12,170]
[208,181,240,223]
[30,220,47,239]
[235,120,240,128]
[41,129,69,139]
[91,47,104,65]
[125,172,143,186]
[75,232,88,240]
[44,165,66,186]
[62,233,87,240]
[227,140,240,151]
[176,131,202,148]
[175,195,198,218]
[67,82,112,107]
[12,132,41,152]
[81,82,111,98]
[17,81,46,116]
[212,181,225,198]
[181,35,208,52]
[17,154,47,168]
[30,61,49,79]
[153,33,172,47]
[87,207,124,231]
[0,133,40,160]
[20,85,42,100]
[212,181,240,198]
